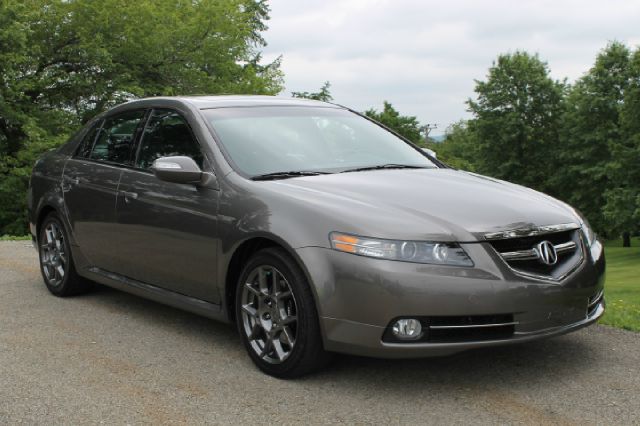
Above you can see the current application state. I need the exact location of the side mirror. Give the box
[151,156,203,184]
[422,148,437,159]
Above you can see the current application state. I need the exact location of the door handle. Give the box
[122,191,138,202]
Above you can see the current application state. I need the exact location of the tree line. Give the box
[436,43,639,247]
[292,82,426,144]
[1,2,637,246]
[297,44,640,247]
[0,0,283,235]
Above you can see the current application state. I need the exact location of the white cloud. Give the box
[261,0,640,134]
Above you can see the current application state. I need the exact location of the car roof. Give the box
[131,95,337,110]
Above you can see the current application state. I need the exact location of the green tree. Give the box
[291,81,333,102]
[364,101,423,144]
[467,52,565,193]
[603,47,640,246]
[0,0,283,235]
[434,120,479,171]
[558,42,633,237]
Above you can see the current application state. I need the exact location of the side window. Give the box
[76,120,102,158]
[89,110,146,165]
[136,109,204,170]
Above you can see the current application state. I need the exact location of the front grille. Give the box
[489,229,575,252]
[488,228,584,280]
[382,314,516,344]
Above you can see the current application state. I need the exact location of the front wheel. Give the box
[236,248,331,378]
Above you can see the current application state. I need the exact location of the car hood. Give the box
[268,168,579,242]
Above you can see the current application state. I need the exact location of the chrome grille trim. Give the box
[487,227,585,282]
[502,261,583,282]
[429,321,519,330]
[555,241,578,254]
[483,223,580,240]
[500,241,576,262]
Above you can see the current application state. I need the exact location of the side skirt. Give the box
[83,267,229,323]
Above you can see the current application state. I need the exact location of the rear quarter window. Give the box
[88,110,146,165]
[75,121,102,158]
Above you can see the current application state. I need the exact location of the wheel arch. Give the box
[34,199,72,244]
[33,198,91,272]
[36,205,58,237]
[32,181,72,244]
[223,235,318,324]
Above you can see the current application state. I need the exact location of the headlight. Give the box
[330,232,474,266]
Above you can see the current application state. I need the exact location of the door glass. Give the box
[136,109,204,170]
[77,120,102,158]
[90,110,146,165]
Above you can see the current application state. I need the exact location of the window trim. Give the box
[72,118,104,159]
[131,107,208,174]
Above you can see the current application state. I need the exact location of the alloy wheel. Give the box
[40,221,67,287]
[240,265,298,364]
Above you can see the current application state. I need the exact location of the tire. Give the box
[235,247,331,378]
[38,212,93,297]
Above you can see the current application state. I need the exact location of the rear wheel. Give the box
[236,248,331,378]
[38,212,93,297]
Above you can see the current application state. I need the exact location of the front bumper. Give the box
[296,240,605,358]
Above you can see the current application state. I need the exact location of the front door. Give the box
[63,110,146,272]
[115,109,219,303]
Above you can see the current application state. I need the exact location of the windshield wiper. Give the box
[251,171,331,181]
[340,164,430,173]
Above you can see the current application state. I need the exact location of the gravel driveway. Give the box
[0,240,638,424]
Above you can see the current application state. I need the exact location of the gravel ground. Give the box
[0,240,638,425]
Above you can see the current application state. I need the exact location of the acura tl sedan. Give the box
[28,96,605,378]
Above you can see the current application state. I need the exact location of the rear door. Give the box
[63,110,147,272]
[115,109,219,302]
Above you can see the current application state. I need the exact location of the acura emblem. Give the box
[536,240,558,265]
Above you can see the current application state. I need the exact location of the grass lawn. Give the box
[601,237,640,332]
[0,235,31,241]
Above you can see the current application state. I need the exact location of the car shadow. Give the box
[81,284,239,339]
[317,337,594,383]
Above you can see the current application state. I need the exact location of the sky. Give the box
[260,0,640,135]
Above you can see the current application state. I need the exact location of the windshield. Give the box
[202,106,436,177]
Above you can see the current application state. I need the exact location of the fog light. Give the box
[392,319,422,340]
